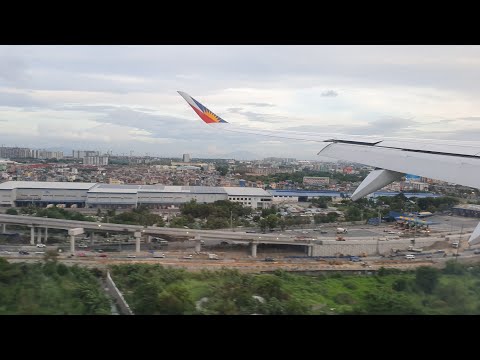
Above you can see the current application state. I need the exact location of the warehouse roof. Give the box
[0,181,96,190]
[88,184,140,193]
[223,187,271,196]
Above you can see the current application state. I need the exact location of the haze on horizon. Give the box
[1,45,480,160]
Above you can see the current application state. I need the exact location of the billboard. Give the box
[405,174,421,181]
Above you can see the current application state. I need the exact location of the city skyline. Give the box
[2,45,480,159]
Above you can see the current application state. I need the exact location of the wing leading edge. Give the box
[178,91,480,244]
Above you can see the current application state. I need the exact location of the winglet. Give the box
[178,91,228,124]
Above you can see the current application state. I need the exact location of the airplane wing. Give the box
[178,91,480,244]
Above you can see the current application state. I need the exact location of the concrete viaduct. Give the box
[0,214,316,257]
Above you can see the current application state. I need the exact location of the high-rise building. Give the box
[183,153,191,163]
[32,150,63,159]
[0,147,32,159]
[83,156,109,166]
[73,150,100,158]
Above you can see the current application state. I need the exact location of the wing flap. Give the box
[319,142,480,189]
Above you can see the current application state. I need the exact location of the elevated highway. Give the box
[0,214,315,257]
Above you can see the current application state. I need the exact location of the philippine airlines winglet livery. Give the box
[178,91,480,245]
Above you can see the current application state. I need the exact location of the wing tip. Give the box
[177,91,228,124]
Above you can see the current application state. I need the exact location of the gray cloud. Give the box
[226,107,288,123]
[0,54,28,84]
[2,45,480,159]
[242,102,276,107]
[457,116,480,121]
[286,116,417,136]
[321,90,338,97]
[0,91,45,109]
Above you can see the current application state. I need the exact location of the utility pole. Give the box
[230,210,233,232]
[457,224,463,263]
[413,213,417,247]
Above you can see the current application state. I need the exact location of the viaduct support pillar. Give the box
[134,231,141,253]
[307,245,313,257]
[44,227,48,243]
[70,235,75,253]
[30,226,35,245]
[1,223,5,233]
[194,235,201,253]
[251,242,258,258]
[37,227,42,244]
[90,232,94,245]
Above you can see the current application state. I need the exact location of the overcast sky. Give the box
[1,45,480,160]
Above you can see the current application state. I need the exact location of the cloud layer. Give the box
[1,45,480,159]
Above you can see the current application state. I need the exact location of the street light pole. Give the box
[230,210,233,232]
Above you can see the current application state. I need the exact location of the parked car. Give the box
[36,244,46,248]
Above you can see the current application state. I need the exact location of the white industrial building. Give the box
[0,181,272,209]
[224,187,273,209]
[0,181,96,207]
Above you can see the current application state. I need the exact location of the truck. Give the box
[336,228,348,234]
[208,253,219,260]
[407,245,423,252]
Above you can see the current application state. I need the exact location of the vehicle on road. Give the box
[18,250,29,255]
[474,249,480,254]
[451,242,459,248]
[183,255,193,259]
[405,254,415,259]
[320,230,328,234]
[153,253,165,258]
[350,256,361,262]
[208,253,219,260]
[36,244,46,248]
[336,228,348,234]
[127,254,136,258]
[77,252,86,257]
[264,257,275,262]
[2,250,11,255]
[98,254,107,258]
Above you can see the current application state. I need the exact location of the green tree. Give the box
[259,218,268,232]
[265,214,278,230]
[43,250,59,263]
[6,208,18,215]
[443,260,465,275]
[415,266,439,294]
[352,291,422,315]
[216,164,229,176]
